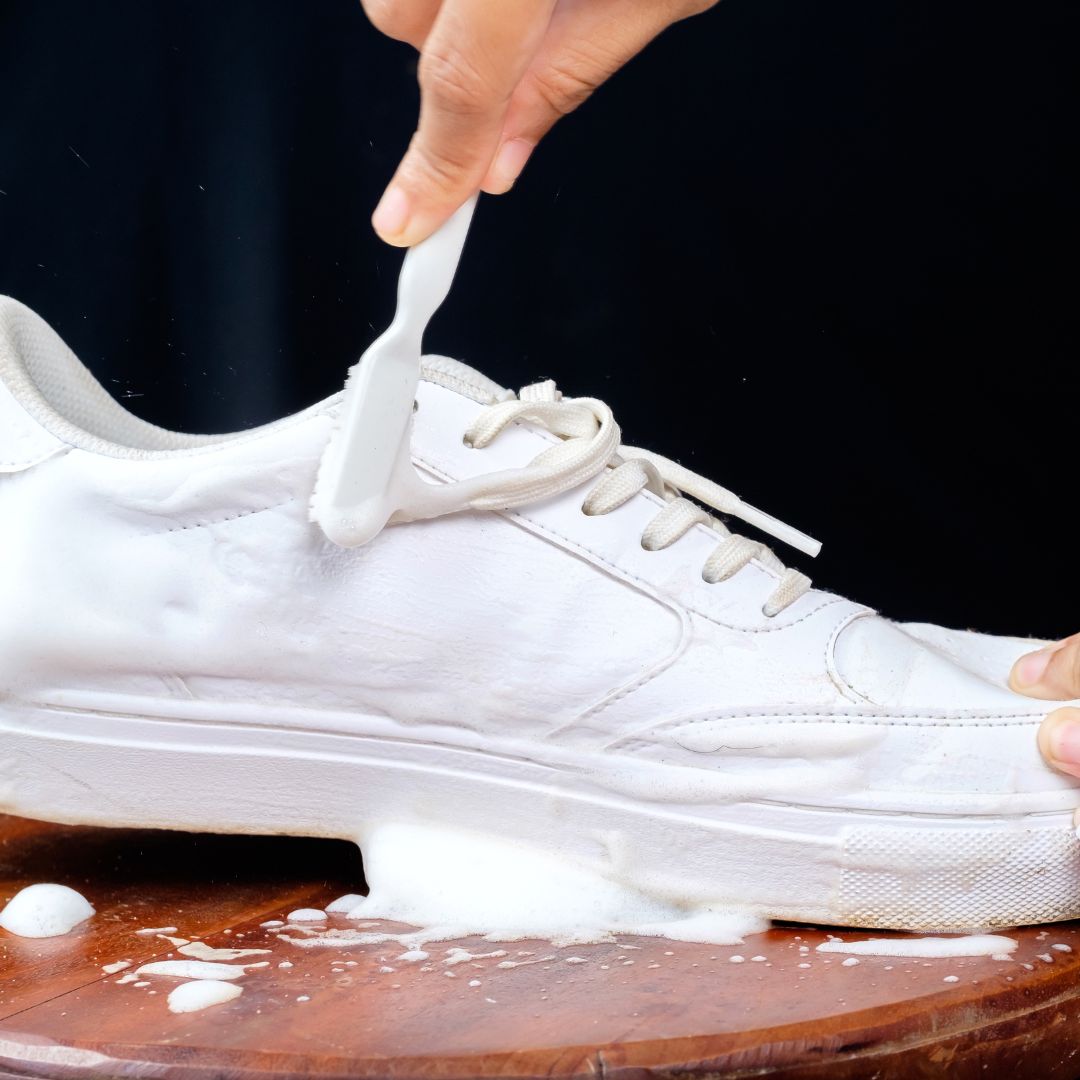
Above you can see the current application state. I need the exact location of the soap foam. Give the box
[325,894,366,913]
[167,980,243,1014]
[0,884,95,938]
[443,948,507,965]
[816,934,1017,959]
[137,960,249,981]
[331,822,765,947]
[287,908,327,923]
[178,942,271,962]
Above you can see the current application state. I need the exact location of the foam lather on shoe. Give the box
[341,822,770,947]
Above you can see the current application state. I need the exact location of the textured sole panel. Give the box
[839,824,1080,930]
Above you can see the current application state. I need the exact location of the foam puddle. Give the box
[443,948,507,966]
[325,894,365,914]
[167,980,243,1014]
[816,934,1018,959]
[98,863,1052,1024]
[289,822,767,949]
[177,941,271,962]
[0,884,95,938]
[136,960,251,981]
[72,821,1053,1020]
[287,908,327,923]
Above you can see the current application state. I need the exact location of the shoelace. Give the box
[454,379,818,617]
[310,196,819,602]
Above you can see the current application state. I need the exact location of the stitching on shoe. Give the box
[157,497,298,534]
[825,609,878,705]
[413,447,723,731]
[574,606,695,725]
[417,383,797,589]
[56,404,338,461]
[669,712,1049,729]
[0,447,70,471]
[825,612,1022,708]
[508,504,850,634]
[410,430,847,635]
[412,452,844,636]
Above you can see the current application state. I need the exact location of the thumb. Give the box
[1037,707,1080,778]
[1010,635,1080,700]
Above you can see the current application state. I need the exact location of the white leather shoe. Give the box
[2,284,1078,935]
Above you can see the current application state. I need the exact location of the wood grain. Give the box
[2,815,1079,1079]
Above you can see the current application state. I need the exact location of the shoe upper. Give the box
[1,296,1075,812]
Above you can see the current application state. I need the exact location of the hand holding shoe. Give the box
[1011,637,1080,778]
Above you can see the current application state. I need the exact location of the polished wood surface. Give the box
[2,814,1080,1079]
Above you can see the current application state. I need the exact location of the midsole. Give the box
[6,693,1077,819]
[2,699,1079,931]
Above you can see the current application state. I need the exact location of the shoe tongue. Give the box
[419,354,512,406]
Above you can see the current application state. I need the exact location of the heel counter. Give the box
[0,380,66,473]
[0,301,68,471]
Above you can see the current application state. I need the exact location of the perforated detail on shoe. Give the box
[839,825,1080,931]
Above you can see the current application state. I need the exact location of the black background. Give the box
[0,0,1075,638]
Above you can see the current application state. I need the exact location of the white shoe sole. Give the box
[2,697,1078,934]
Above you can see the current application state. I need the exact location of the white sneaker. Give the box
[2,279,1077,936]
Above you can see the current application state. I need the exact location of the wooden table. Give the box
[2,814,1080,1079]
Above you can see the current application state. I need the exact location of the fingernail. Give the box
[1044,709,1080,765]
[486,139,535,195]
[372,186,411,242]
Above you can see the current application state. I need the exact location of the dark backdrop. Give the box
[0,0,1076,638]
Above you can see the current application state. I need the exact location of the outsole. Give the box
[2,699,1079,934]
